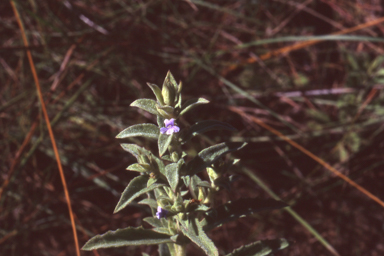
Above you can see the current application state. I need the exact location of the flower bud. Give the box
[162,83,176,106]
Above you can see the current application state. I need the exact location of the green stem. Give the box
[174,244,186,256]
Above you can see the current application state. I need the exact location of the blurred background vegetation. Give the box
[1,0,384,255]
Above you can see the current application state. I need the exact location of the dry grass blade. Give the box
[0,119,38,200]
[223,16,384,74]
[229,106,384,209]
[10,1,81,255]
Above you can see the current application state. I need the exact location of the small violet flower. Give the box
[160,118,180,135]
[156,206,168,219]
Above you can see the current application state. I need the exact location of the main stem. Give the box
[174,244,186,256]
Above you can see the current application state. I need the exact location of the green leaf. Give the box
[177,215,219,256]
[185,142,247,176]
[120,144,151,161]
[157,105,175,118]
[147,177,158,187]
[116,124,160,139]
[153,154,166,175]
[181,120,236,142]
[165,158,183,191]
[131,99,160,116]
[164,70,178,91]
[147,83,165,105]
[126,163,149,172]
[157,115,165,128]
[202,198,288,231]
[143,217,171,235]
[180,98,209,116]
[165,163,178,192]
[158,133,174,157]
[82,226,173,250]
[114,175,165,213]
[162,72,177,106]
[120,144,165,174]
[189,175,202,199]
[143,217,164,228]
[138,198,158,209]
[225,239,289,256]
[161,155,172,161]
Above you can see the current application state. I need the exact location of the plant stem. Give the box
[174,244,186,256]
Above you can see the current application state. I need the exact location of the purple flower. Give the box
[156,206,168,219]
[160,118,180,135]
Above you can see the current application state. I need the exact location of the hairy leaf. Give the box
[164,159,184,192]
[185,142,247,176]
[177,216,219,256]
[202,198,288,231]
[179,98,209,116]
[147,83,165,105]
[143,217,171,235]
[116,124,159,139]
[82,227,173,250]
[126,163,149,172]
[120,144,151,161]
[114,175,165,213]
[165,163,178,192]
[138,198,158,209]
[131,99,160,116]
[181,120,236,142]
[120,144,164,173]
[225,239,289,256]
[163,70,178,91]
[158,133,173,157]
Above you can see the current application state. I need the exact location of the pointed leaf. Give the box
[161,154,172,161]
[158,133,174,157]
[181,120,236,142]
[177,216,219,256]
[180,98,209,116]
[202,198,288,231]
[143,217,165,228]
[225,239,289,256]
[165,158,183,191]
[143,217,171,235]
[162,74,176,106]
[116,124,160,139]
[114,175,165,213]
[127,163,149,172]
[147,83,165,105]
[121,144,164,174]
[82,226,173,250]
[131,99,160,116]
[164,71,178,91]
[120,144,151,161]
[189,175,202,199]
[185,142,247,176]
[138,198,158,209]
[157,115,165,128]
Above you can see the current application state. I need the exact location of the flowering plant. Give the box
[82,72,289,255]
